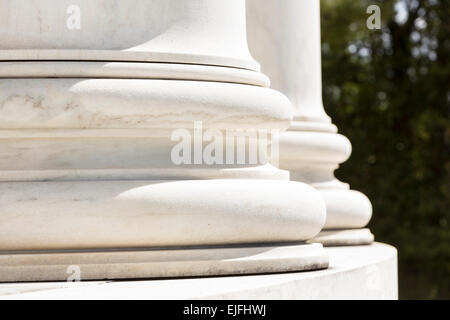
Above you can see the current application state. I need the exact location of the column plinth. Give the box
[247,0,374,246]
[0,0,328,282]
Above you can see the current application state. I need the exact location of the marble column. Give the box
[0,0,328,282]
[247,0,374,245]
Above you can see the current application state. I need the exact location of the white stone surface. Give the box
[247,0,333,127]
[247,0,373,241]
[0,243,328,282]
[0,243,398,300]
[0,180,326,251]
[0,0,258,70]
[0,78,293,181]
[310,229,375,246]
[0,0,330,280]
[0,78,291,130]
[0,61,270,86]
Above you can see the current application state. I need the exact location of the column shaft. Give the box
[247,0,374,245]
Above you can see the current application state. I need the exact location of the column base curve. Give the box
[0,179,327,251]
[319,189,372,229]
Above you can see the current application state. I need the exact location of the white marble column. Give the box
[247,0,374,245]
[0,0,328,282]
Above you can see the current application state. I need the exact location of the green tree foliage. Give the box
[321,0,449,299]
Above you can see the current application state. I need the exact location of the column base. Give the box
[0,243,328,282]
[308,229,374,246]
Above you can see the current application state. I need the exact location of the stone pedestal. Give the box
[0,243,398,299]
[0,0,328,282]
[247,0,374,245]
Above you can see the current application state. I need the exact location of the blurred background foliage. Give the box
[320,0,449,299]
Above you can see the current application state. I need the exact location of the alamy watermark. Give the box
[66,5,81,30]
[366,5,381,30]
[66,265,81,282]
[170,121,279,167]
